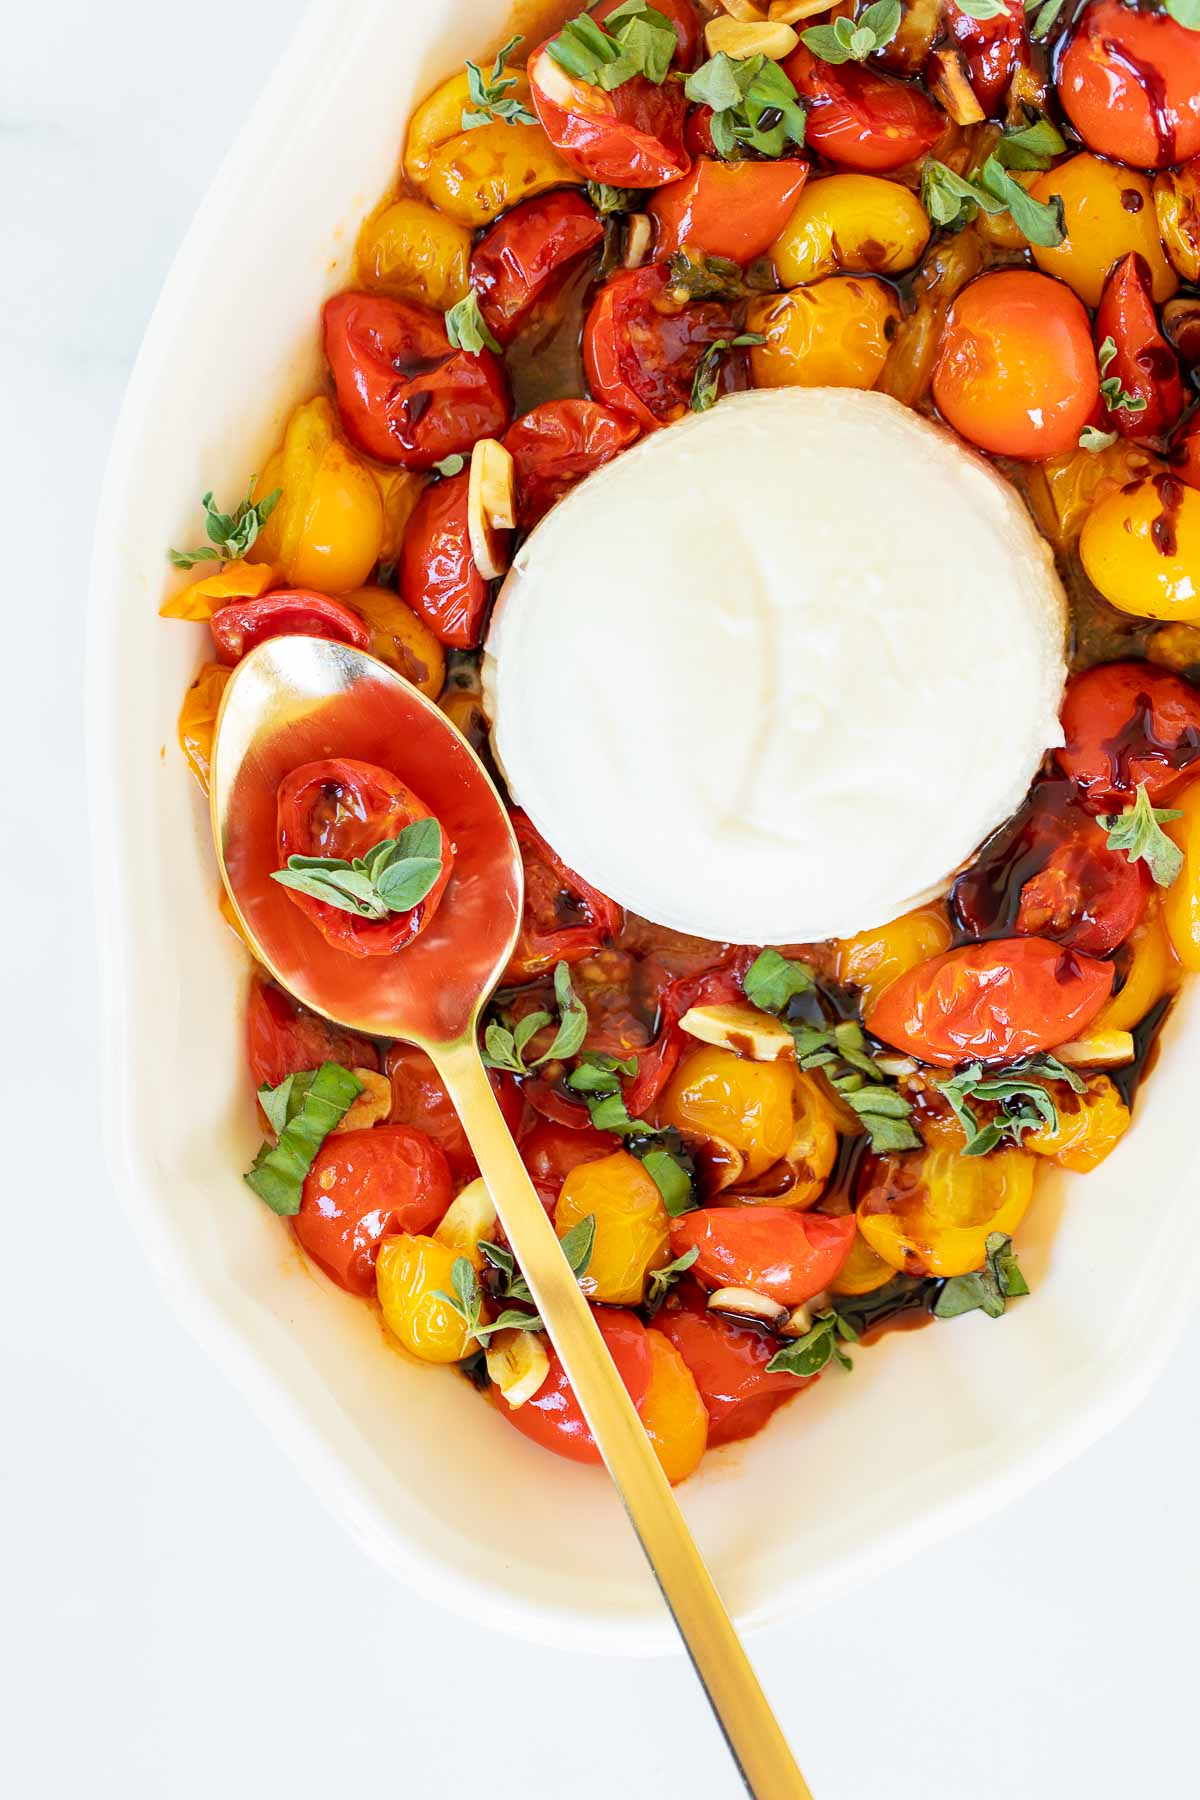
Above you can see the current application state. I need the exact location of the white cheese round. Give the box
[483,388,1067,944]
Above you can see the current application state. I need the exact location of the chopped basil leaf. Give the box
[934,1232,1029,1320]
[1024,0,1067,36]
[1080,426,1120,454]
[766,1309,859,1377]
[645,1244,699,1314]
[934,1055,1083,1158]
[641,1148,695,1216]
[586,181,643,215]
[566,1050,640,1093]
[994,114,1067,172]
[433,452,466,478]
[1166,0,1200,28]
[461,34,536,128]
[955,0,1012,15]
[245,1062,363,1215]
[1099,784,1184,887]
[271,818,444,919]
[773,991,921,1153]
[690,334,764,413]
[169,477,281,568]
[743,949,816,1013]
[684,53,806,160]
[547,3,677,91]
[802,0,901,64]
[445,291,503,356]
[450,1215,596,1341]
[921,156,1065,248]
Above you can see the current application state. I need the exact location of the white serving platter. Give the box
[88,0,1200,1654]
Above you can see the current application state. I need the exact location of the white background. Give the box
[4,3,1198,1794]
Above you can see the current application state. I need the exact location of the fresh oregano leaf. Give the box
[169,478,282,568]
[461,34,536,129]
[1099,784,1184,887]
[445,291,503,356]
[934,1232,1029,1320]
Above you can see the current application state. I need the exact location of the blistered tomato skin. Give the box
[857,1147,1035,1278]
[1057,1,1200,172]
[1155,161,1200,285]
[471,191,604,346]
[783,45,942,173]
[584,266,741,430]
[656,1282,805,1447]
[247,975,380,1092]
[658,1045,798,1184]
[1080,476,1200,622]
[354,197,472,311]
[294,1125,453,1296]
[555,1151,671,1304]
[385,1043,523,1185]
[770,173,930,286]
[944,0,1023,117]
[932,271,1100,460]
[504,401,641,529]
[403,69,582,228]
[376,1233,476,1363]
[504,810,623,983]
[1093,254,1184,442]
[398,471,490,650]
[520,1118,613,1208]
[323,292,510,471]
[249,397,384,593]
[1056,662,1200,812]
[648,158,810,265]
[865,938,1115,1067]
[1162,773,1200,970]
[342,586,445,697]
[1030,155,1177,312]
[495,1308,653,1464]
[210,590,370,667]
[527,44,690,188]
[747,278,900,392]
[669,1207,857,1307]
[1024,1074,1131,1174]
[835,903,954,1008]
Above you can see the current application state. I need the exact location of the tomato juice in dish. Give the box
[162,0,1200,1485]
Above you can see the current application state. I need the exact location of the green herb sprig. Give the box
[169,478,282,569]
[245,1063,363,1215]
[1079,426,1120,454]
[1024,0,1067,39]
[433,452,466,478]
[1099,783,1184,888]
[446,292,502,356]
[482,962,590,1076]
[766,1309,859,1377]
[437,1214,597,1345]
[1166,0,1200,29]
[271,819,444,919]
[548,2,677,91]
[802,0,901,65]
[1096,335,1149,419]
[461,35,536,129]
[691,334,765,413]
[934,1055,1083,1157]
[684,53,807,159]
[565,1052,696,1213]
[586,181,644,215]
[934,1232,1029,1320]
[645,1245,700,1315]
[921,137,1066,249]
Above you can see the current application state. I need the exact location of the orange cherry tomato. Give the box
[504,810,624,983]
[209,588,369,666]
[656,1280,806,1447]
[495,1307,653,1464]
[583,265,743,431]
[275,756,454,958]
[932,270,1099,459]
[1057,0,1200,172]
[945,0,1024,118]
[1055,660,1200,812]
[398,470,491,650]
[594,0,700,67]
[520,1117,614,1209]
[385,1042,523,1187]
[294,1124,453,1295]
[323,291,510,471]
[668,1207,857,1307]
[783,45,942,173]
[470,190,604,347]
[246,974,380,1092]
[647,157,810,265]
[865,938,1115,1067]
[503,400,640,529]
[527,42,690,188]
[1094,253,1184,441]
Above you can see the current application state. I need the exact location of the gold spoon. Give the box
[211,635,812,1800]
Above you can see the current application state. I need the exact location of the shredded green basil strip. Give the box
[245,1062,363,1216]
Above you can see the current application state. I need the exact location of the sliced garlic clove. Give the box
[706,1287,790,1330]
[1054,1030,1136,1068]
[486,1329,550,1409]
[623,213,653,269]
[679,1001,795,1062]
[704,17,799,58]
[925,47,986,126]
[434,1176,498,1265]
[333,1068,392,1133]
[467,438,515,580]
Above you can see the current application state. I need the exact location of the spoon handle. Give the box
[433,1036,813,1800]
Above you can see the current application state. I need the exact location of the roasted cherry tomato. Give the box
[1155,159,1200,285]
[1162,771,1200,969]
[1030,154,1177,312]
[520,1117,613,1208]
[857,1146,1034,1278]
[503,400,641,528]
[275,756,454,957]
[247,974,380,1092]
[1055,660,1200,812]
[594,0,700,67]
[658,1045,798,1187]
[471,191,604,347]
[669,1206,857,1307]
[495,1307,652,1464]
[177,662,230,795]
[638,1328,709,1484]
[865,938,1115,1067]
[1080,473,1200,623]
[504,810,623,983]
[354,196,472,311]
[771,172,930,285]
[209,589,369,666]
[932,270,1099,460]
[293,1123,452,1296]
[323,291,510,471]
[342,585,445,697]
[1024,1072,1131,1174]
[583,265,740,430]
[1096,898,1179,1031]
[944,0,1024,117]
[376,1233,477,1362]
[385,1042,522,1185]
[625,952,756,1116]
[527,40,690,187]
[656,1280,806,1447]
[783,44,942,173]
[1174,412,1200,492]
[556,1150,671,1304]
[1056,0,1200,172]
[952,779,1147,957]
[398,470,489,649]
[648,158,809,265]
[403,68,582,228]
[834,902,953,1009]
[1094,253,1184,441]
[248,396,383,593]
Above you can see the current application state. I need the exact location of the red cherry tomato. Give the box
[593,0,700,67]
[656,1281,806,1446]
[384,1043,524,1185]
[495,1307,653,1464]
[783,45,942,173]
[293,1124,453,1296]
[322,292,510,471]
[952,779,1147,957]
[209,589,369,666]
[943,0,1024,118]
[398,470,490,649]
[470,192,604,347]
[647,157,809,264]
[1175,413,1200,492]
[625,950,757,1116]
[684,105,718,158]
[505,810,623,983]
[583,265,741,430]
[527,42,690,187]
[1094,253,1184,442]
[275,756,454,957]
[1056,0,1200,171]
[503,399,641,528]
[932,270,1100,459]
[669,1207,857,1308]
[865,938,1115,1067]
[520,1117,614,1209]
[246,975,380,1092]
[1056,660,1200,812]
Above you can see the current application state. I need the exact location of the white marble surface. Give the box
[3,3,1197,1794]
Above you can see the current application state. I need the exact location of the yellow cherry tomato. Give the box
[342,585,445,696]
[829,1228,894,1297]
[658,1045,797,1182]
[1095,900,1179,1031]
[640,1329,709,1485]
[1080,477,1200,622]
[1024,1074,1131,1174]
[1162,773,1200,970]
[371,464,426,565]
[159,557,276,621]
[355,196,471,311]
[404,69,581,228]
[1030,154,1177,310]
[177,662,230,795]
[748,277,900,391]
[555,1151,670,1305]
[376,1233,478,1364]
[770,173,931,286]
[440,687,489,752]
[250,396,383,593]
[1153,160,1200,284]
[834,902,954,1010]
[1023,439,1166,557]
[771,1071,839,1208]
[1147,621,1200,676]
[857,1147,1036,1278]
